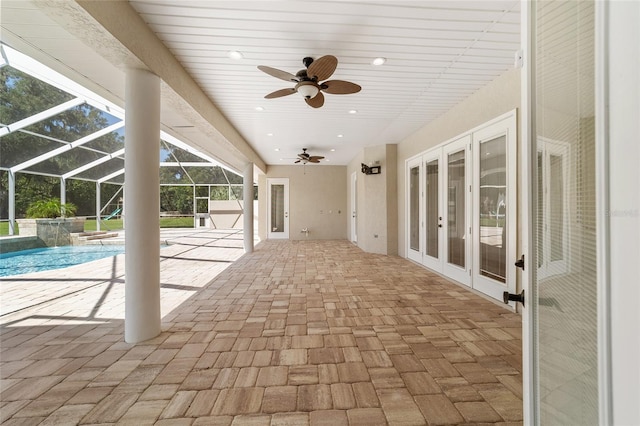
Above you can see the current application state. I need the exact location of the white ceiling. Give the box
[1,1,520,168]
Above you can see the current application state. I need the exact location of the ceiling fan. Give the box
[295,148,325,164]
[258,55,361,108]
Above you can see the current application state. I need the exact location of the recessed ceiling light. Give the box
[330,149,336,152]
[325,159,330,162]
[267,133,273,136]
[255,106,264,111]
[279,158,283,161]
[228,50,244,60]
[348,110,358,114]
[337,134,343,138]
[274,148,280,152]
[372,57,386,66]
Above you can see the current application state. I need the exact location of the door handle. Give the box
[515,254,525,271]
[503,290,525,307]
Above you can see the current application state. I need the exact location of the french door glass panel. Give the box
[407,159,422,263]
[478,135,507,283]
[409,165,420,252]
[270,184,284,232]
[441,136,470,286]
[425,159,439,259]
[533,0,598,423]
[447,149,466,269]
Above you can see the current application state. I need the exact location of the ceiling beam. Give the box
[64,0,265,172]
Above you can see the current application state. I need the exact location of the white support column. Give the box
[96,182,101,232]
[243,162,254,253]
[8,171,15,236]
[60,178,66,206]
[124,68,161,344]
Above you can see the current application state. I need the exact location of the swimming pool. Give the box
[0,245,126,277]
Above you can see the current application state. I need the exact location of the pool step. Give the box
[71,231,120,244]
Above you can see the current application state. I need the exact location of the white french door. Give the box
[441,136,471,286]
[406,114,517,300]
[267,178,289,239]
[472,117,517,303]
[406,135,471,286]
[423,150,443,272]
[407,157,422,263]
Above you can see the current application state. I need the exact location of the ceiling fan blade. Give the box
[258,65,299,82]
[321,80,362,95]
[294,159,301,164]
[309,156,325,161]
[265,88,296,99]
[305,91,324,108]
[307,55,338,81]
[308,158,321,163]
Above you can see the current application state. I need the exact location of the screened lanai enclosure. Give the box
[0,44,253,235]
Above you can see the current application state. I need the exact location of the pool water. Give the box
[0,245,126,277]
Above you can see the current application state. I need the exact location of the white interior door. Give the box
[267,178,289,239]
[472,114,517,303]
[350,171,357,243]
[441,135,471,286]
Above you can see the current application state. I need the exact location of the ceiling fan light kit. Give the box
[296,82,319,99]
[258,55,361,108]
[294,148,325,165]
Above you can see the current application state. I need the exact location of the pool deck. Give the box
[0,229,248,326]
[0,230,522,425]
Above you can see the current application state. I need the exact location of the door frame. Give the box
[266,178,289,239]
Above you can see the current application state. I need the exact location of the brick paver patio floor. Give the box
[1,232,522,425]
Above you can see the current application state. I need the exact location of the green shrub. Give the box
[26,198,77,218]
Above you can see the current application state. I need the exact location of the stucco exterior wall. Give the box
[258,165,347,241]
[396,68,521,257]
